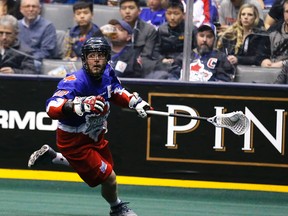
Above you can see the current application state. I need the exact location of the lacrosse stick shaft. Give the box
[146,110,208,120]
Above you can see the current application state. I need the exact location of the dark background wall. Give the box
[0,75,287,185]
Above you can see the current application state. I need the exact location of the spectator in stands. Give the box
[259,0,288,68]
[180,0,219,27]
[169,23,235,81]
[119,0,157,75]
[18,0,57,72]
[218,0,264,32]
[63,1,100,61]
[217,3,269,66]
[0,15,36,74]
[190,0,219,27]
[51,0,108,4]
[103,19,143,77]
[274,64,288,83]
[264,0,283,30]
[0,0,23,19]
[152,0,191,73]
[139,0,167,29]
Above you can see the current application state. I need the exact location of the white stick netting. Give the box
[207,111,249,135]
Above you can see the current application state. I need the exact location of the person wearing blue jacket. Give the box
[63,0,100,60]
[18,0,57,72]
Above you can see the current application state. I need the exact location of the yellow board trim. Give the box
[1,168,288,193]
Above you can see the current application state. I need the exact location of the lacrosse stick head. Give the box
[207,111,249,135]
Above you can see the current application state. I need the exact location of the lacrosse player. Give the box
[28,37,152,216]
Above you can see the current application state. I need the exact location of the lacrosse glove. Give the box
[73,95,106,116]
[129,92,152,118]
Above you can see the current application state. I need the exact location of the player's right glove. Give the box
[73,95,105,116]
[129,92,152,118]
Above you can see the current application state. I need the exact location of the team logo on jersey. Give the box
[63,74,77,82]
[207,58,217,69]
[189,60,213,81]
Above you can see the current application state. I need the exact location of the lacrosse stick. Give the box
[146,110,249,135]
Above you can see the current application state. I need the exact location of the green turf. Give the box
[0,179,288,216]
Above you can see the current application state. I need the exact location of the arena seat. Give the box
[41,4,122,30]
[55,30,67,59]
[235,65,280,84]
[92,5,122,26]
[41,3,74,31]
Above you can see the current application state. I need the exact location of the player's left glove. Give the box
[73,95,106,116]
[129,92,152,118]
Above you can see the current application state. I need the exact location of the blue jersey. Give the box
[46,65,132,142]
[139,8,166,29]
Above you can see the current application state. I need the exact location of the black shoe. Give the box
[110,202,137,216]
[28,144,56,168]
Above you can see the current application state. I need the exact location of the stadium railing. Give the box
[41,59,281,84]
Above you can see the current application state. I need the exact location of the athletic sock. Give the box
[109,198,121,207]
[52,153,70,166]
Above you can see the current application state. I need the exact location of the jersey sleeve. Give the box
[108,69,133,107]
[46,73,81,119]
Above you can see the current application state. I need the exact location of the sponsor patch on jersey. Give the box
[53,90,69,97]
[99,160,108,173]
[63,74,77,82]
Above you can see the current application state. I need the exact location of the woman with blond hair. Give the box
[217,3,269,66]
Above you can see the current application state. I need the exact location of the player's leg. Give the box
[101,170,118,203]
[102,171,137,216]
[28,144,69,167]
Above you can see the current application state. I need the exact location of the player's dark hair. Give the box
[167,0,184,12]
[73,0,93,13]
[119,0,140,8]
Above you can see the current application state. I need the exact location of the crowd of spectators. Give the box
[0,0,287,84]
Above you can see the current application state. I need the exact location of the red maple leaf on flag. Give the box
[191,63,201,71]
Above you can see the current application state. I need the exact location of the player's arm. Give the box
[46,95,107,119]
[111,89,152,118]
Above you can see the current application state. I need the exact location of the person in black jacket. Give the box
[0,14,36,74]
[169,23,235,82]
[258,0,288,68]
[217,3,269,66]
[264,0,284,30]
[151,0,191,73]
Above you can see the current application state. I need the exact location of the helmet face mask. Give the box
[81,37,111,79]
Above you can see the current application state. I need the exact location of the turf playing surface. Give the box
[1,178,288,216]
